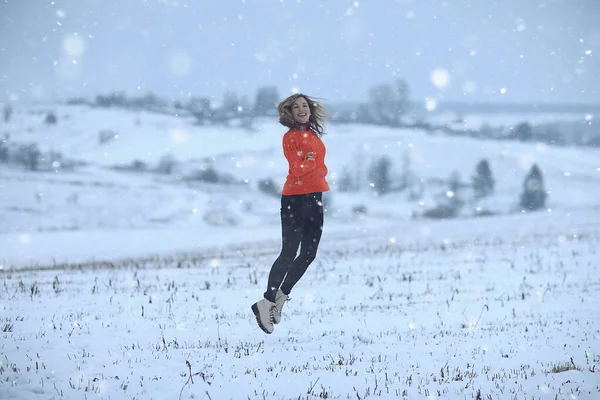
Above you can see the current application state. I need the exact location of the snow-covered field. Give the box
[2,209,599,399]
[1,104,599,399]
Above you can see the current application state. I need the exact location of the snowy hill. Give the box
[0,103,599,266]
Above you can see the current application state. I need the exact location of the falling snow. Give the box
[0,1,599,398]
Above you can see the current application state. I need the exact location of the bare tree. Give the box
[368,78,411,126]
[254,86,279,116]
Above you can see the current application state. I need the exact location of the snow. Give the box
[1,104,599,399]
[430,68,450,89]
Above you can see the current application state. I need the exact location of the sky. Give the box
[1,0,599,105]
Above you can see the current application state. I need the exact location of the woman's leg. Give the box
[264,195,303,302]
[280,192,324,295]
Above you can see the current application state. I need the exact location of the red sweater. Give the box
[281,128,330,195]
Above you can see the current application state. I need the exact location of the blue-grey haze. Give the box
[1,0,598,105]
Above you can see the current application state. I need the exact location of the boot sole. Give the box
[251,303,273,334]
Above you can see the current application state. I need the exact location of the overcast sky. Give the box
[1,0,599,105]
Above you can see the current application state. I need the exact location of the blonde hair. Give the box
[277,93,327,135]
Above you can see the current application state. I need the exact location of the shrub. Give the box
[515,122,533,142]
[191,166,220,183]
[423,204,459,220]
[352,204,367,215]
[156,154,177,175]
[474,209,496,218]
[203,210,237,227]
[98,130,117,145]
[257,178,280,197]
[131,160,147,172]
[113,160,147,172]
[45,112,57,125]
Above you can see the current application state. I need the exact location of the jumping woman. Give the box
[251,93,330,334]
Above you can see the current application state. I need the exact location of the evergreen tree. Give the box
[519,164,547,211]
[515,122,533,142]
[3,104,12,122]
[0,140,8,163]
[338,167,354,192]
[472,159,495,199]
[369,155,392,195]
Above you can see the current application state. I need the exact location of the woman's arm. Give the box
[282,134,316,177]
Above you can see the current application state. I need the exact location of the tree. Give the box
[3,104,12,122]
[188,97,211,124]
[441,170,465,215]
[472,159,495,199]
[369,156,392,195]
[16,143,41,170]
[133,92,166,109]
[236,95,252,115]
[515,122,533,142]
[337,167,354,192]
[519,164,547,211]
[222,91,240,115]
[254,86,279,116]
[0,141,8,163]
[394,78,411,121]
[368,78,411,126]
[156,154,177,175]
[95,91,126,108]
[449,170,461,194]
[369,83,395,125]
[355,103,375,124]
[400,150,414,191]
[237,95,255,130]
[257,178,280,197]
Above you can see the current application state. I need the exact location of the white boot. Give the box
[251,298,275,334]
[272,289,289,325]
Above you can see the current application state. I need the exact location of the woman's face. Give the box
[291,97,311,125]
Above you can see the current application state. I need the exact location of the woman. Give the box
[251,93,330,334]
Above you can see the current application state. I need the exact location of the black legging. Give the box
[264,192,324,302]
